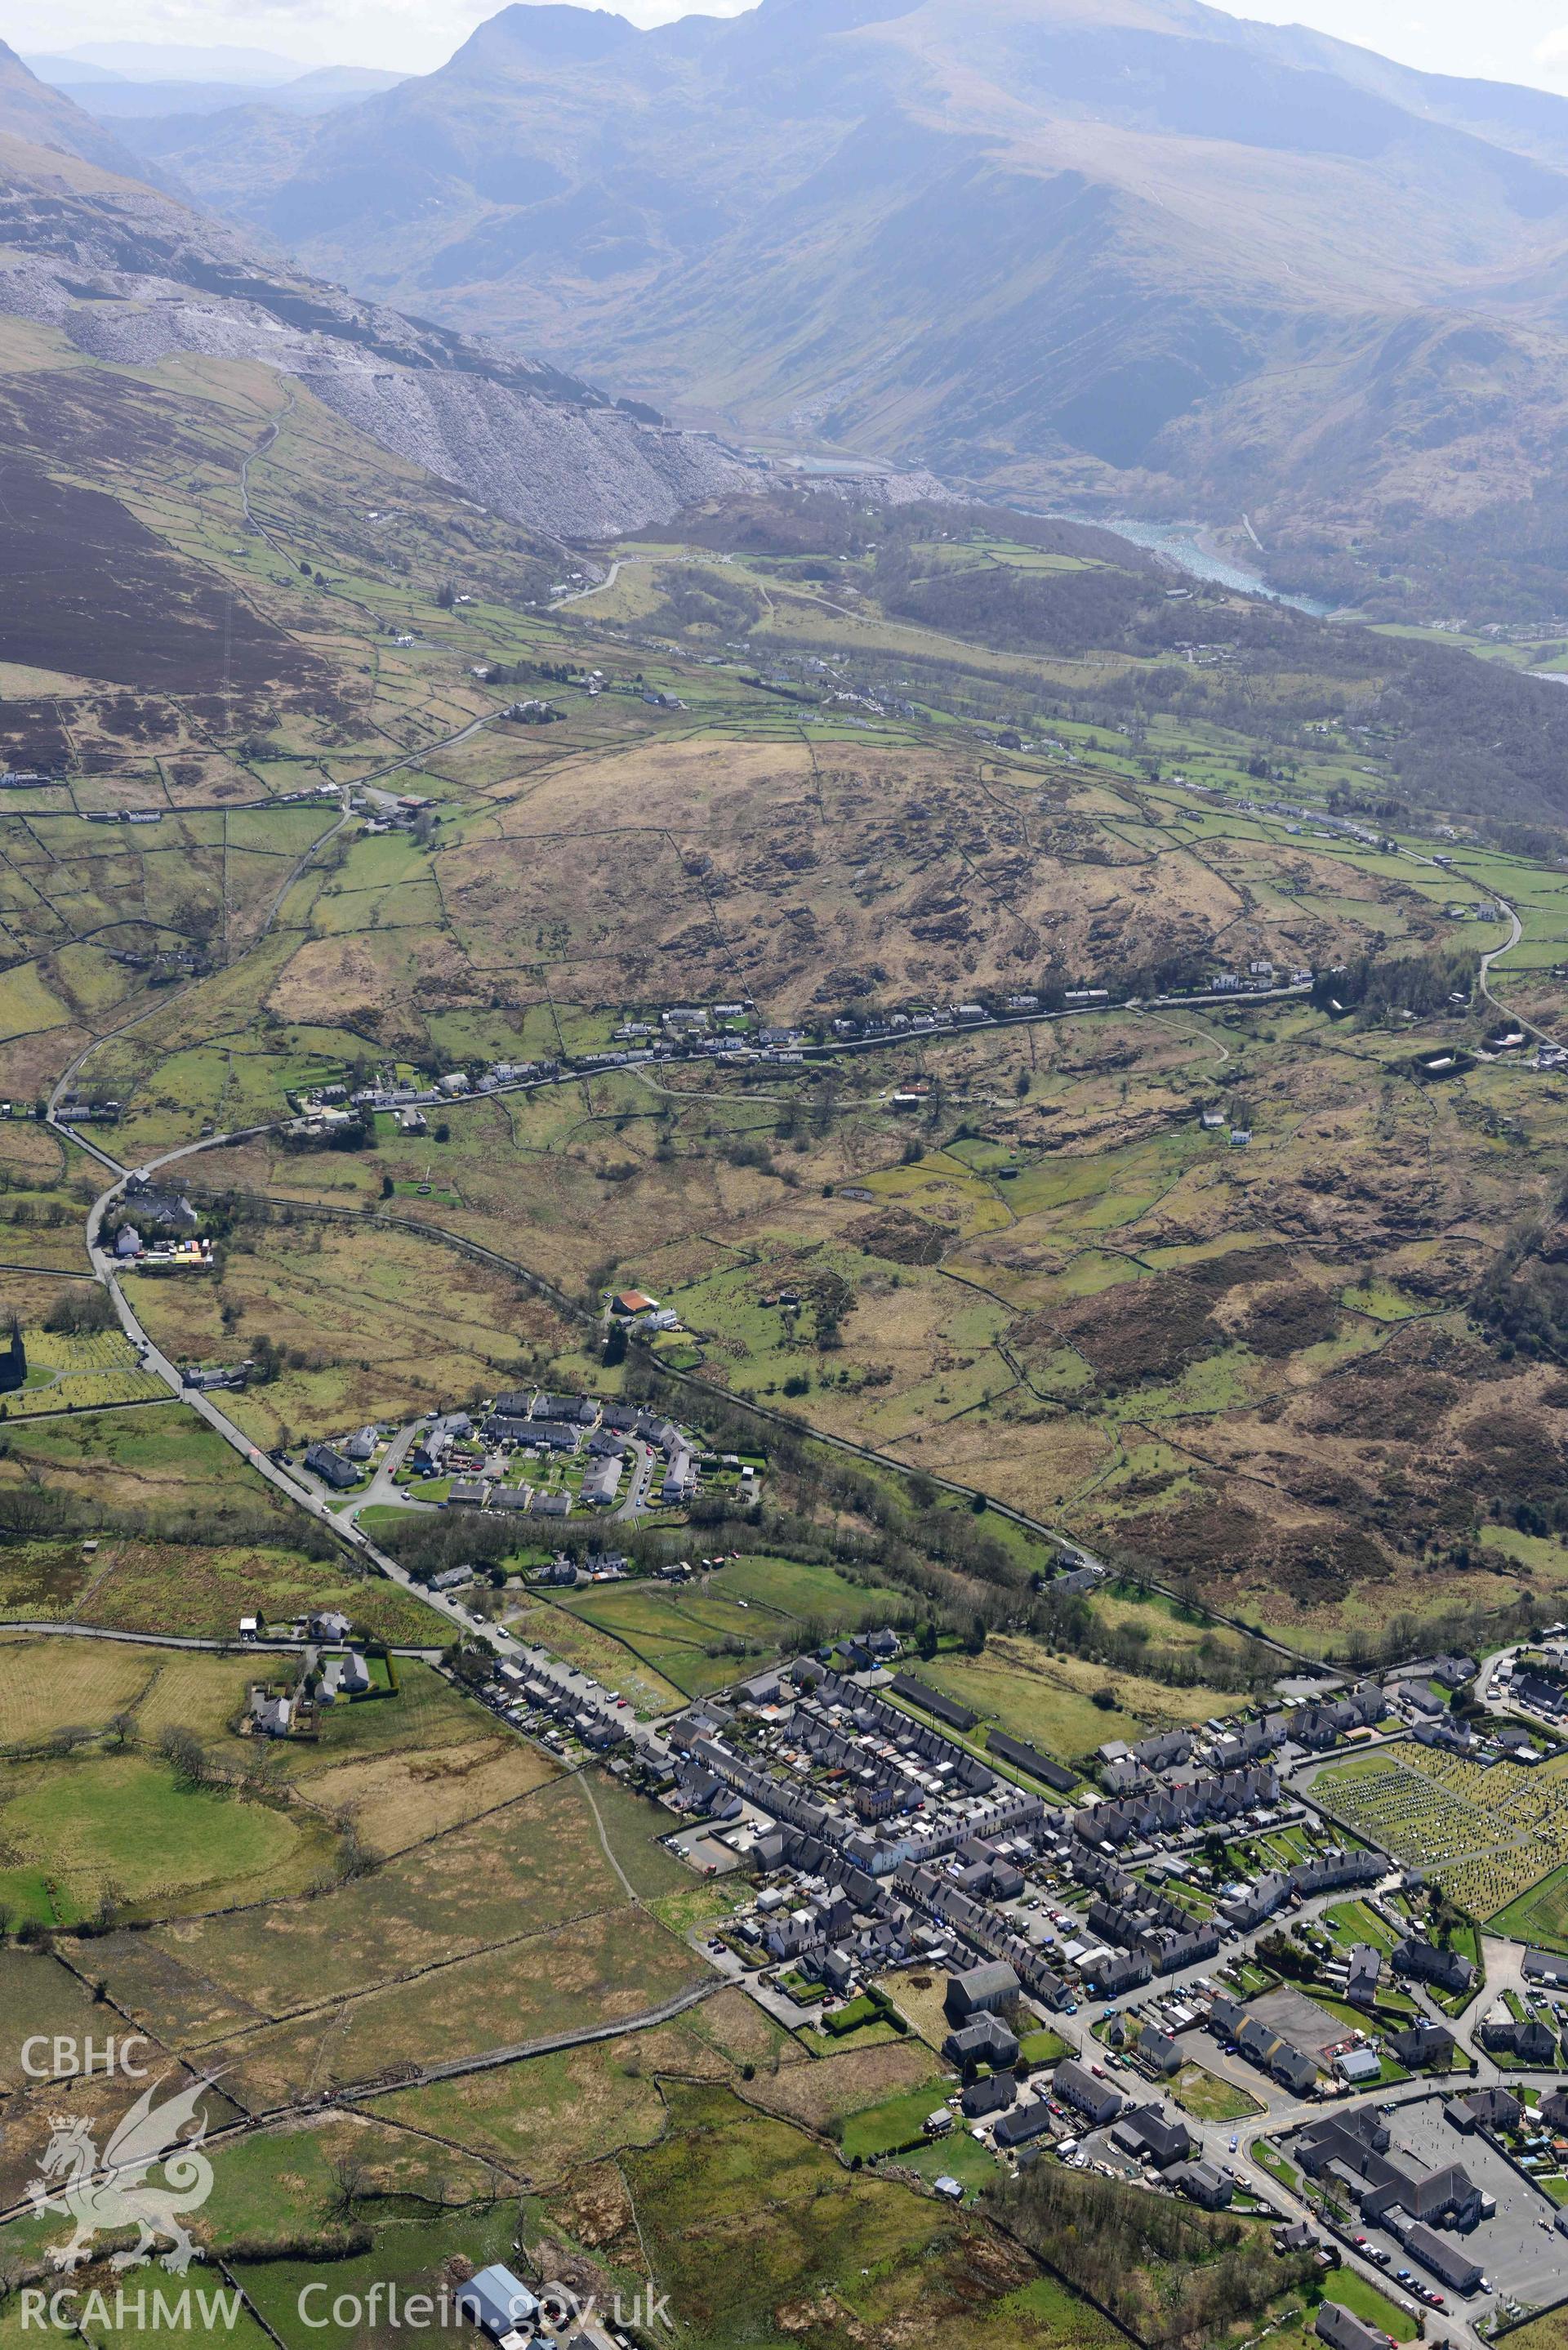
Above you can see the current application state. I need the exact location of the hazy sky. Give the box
[11,0,1568,91]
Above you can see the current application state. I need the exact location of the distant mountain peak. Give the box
[46,39,305,85]
[459,4,643,66]
[68,0,1568,611]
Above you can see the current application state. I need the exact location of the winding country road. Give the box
[52,1072,1316,1679]
[238,390,296,542]
[550,551,737,609]
[50,1127,693,1723]
[1476,894,1568,1054]
[1,1619,441,1657]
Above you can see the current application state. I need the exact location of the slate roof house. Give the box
[1171,2159,1232,2208]
[1134,2026,1182,2076]
[581,1456,624,1508]
[1053,2058,1122,2129]
[318,1650,371,1703]
[944,1960,1019,2021]
[1392,1935,1473,1994]
[528,1420,584,1452]
[124,1180,199,1233]
[304,1442,358,1490]
[1227,2010,1316,2094]
[483,1414,534,1444]
[960,2071,1016,2120]
[531,1392,597,1425]
[1346,1944,1382,2006]
[943,2015,1020,2071]
[1114,2102,1192,2169]
[1316,2303,1392,2350]
[1387,2021,1454,2071]
[1293,1683,1383,1749]
[994,2098,1054,2149]
[1478,2014,1557,2064]
[249,1688,291,1737]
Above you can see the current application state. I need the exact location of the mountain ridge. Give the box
[110,0,1568,613]
[0,38,180,185]
[0,60,779,543]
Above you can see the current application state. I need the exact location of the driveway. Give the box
[346,1420,433,1518]
[615,1438,656,1521]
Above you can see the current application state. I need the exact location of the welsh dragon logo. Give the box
[28,2073,216,2273]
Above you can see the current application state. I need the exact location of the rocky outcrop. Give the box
[303,367,756,540]
[0,139,761,540]
[0,126,944,540]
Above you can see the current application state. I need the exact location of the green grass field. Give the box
[1304,2271,1419,2343]
[234,2205,519,2350]
[505,1599,685,1715]
[283,1658,489,1768]
[132,1772,625,2017]
[0,1946,136,2088]
[897,2128,1003,2196]
[904,1632,1248,1759]
[0,2286,278,2350]
[1490,1862,1568,1951]
[1168,2062,1263,2124]
[560,1552,900,1698]
[612,2080,1111,2350]
[0,1750,327,1925]
[368,1998,773,2185]
[838,2082,955,2160]
[69,1540,446,1645]
[576,1764,694,1901]
[203,1904,706,2113]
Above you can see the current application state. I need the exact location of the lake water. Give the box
[767,457,1336,614]
[1061,514,1333,616]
